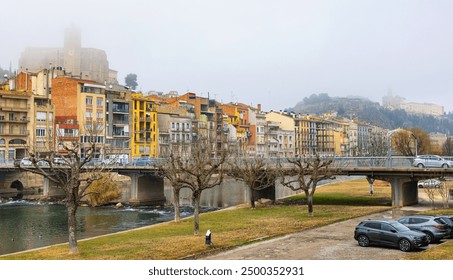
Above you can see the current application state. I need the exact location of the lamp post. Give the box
[386,129,399,168]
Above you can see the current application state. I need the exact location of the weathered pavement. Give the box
[202,204,436,260]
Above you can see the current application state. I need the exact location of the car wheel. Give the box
[417,163,424,168]
[442,163,448,168]
[424,232,435,244]
[357,235,370,247]
[398,239,412,252]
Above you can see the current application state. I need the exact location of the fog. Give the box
[2,0,453,112]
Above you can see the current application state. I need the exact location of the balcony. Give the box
[112,108,129,114]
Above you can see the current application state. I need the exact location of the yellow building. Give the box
[131,93,158,158]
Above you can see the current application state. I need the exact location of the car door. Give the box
[379,223,399,247]
[362,222,382,244]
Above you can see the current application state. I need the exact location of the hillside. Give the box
[288,94,453,135]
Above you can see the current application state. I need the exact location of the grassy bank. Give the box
[2,179,393,260]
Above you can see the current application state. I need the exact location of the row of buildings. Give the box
[0,67,399,163]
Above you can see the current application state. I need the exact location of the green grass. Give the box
[0,178,395,260]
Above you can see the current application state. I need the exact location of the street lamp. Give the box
[386,129,399,168]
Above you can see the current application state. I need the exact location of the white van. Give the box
[102,154,129,166]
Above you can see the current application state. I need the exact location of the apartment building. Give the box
[265,112,295,158]
[130,93,158,158]
[52,77,106,158]
[0,91,33,162]
[157,113,192,158]
[105,85,132,157]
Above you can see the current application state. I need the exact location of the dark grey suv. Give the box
[354,219,428,252]
[397,215,450,243]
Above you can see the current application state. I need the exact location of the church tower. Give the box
[64,26,81,77]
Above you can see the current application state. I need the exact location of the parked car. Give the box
[102,154,129,166]
[397,215,451,243]
[52,157,66,165]
[354,219,428,252]
[131,156,157,166]
[417,179,441,188]
[413,155,453,168]
[436,216,453,238]
[13,157,33,167]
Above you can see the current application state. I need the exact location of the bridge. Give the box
[1,156,452,207]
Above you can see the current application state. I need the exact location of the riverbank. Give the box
[1,178,394,260]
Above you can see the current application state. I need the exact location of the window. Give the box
[37,112,46,122]
[96,112,103,119]
[0,115,4,120]
[19,126,26,135]
[36,127,46,137]
[0,125,4,134]
[86,97,93,105]
[363,222,381,229]
[96,98,103,107]
[381,224,394,232]
[86,111,92,118]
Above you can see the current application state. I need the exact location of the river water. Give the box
[0,200,210,256]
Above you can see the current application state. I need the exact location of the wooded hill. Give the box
[288,93,453,135]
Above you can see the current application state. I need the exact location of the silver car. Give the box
[413,155,453,168]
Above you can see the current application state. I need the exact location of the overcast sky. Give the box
[2,0,453,112]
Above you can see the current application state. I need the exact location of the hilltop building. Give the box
[18,26,117,85]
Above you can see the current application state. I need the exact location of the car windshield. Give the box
[390,222,410,232]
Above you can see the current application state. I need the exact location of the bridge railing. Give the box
[2,156,418,169]
[330,156,414,168]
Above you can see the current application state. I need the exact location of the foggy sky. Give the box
[2,0,453,112]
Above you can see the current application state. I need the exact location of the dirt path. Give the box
[202,204,439,260]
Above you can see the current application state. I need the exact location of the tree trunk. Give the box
[250,187,255,209]
[173,187,181,222]
[305,190,314,217]
[193,192,201,235]
[66,201,79,253]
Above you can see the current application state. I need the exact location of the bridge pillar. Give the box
[366,177,375,195]
[128,173,166,206]
[42,178,65,198]
[389,178,418,207]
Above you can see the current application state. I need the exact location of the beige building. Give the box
[0,91,33,162]
[265,112,295,158]
[400,102,444,117]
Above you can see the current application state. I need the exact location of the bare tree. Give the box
[17,122,108,253]
[227,155,276,209]
[442,137,453,156]
[157,154,188,222]
[437,181,451,209]
[279,155,336,216]
[423,185,437,209]
[393,128,430,156]
[171,137,227,235]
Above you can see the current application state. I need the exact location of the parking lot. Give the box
[204,194,450,260]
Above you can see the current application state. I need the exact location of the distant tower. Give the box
[64,26,81,77]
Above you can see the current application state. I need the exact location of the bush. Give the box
[86,174,121,206]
